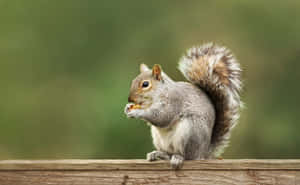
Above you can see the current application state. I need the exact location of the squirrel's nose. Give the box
[128,96,134,103]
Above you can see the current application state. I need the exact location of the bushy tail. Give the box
[178,43,242,157]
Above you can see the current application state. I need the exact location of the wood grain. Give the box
[0,159,299,185]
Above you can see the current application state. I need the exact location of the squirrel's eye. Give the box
[142,81,149,88]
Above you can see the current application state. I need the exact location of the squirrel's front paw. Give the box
[124,103,134,115]
[124,103,143,118]
[170,154,184,170]
[147,151,170,161]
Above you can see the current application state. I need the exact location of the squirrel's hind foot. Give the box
[170,154,184,170]
[146,151,170,161]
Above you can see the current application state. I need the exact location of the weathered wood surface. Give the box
[0,159,299,185]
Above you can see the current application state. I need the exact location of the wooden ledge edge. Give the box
[0,159,299,171]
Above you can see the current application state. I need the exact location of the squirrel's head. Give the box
[127,64,164,109]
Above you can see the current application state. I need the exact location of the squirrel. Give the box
[124,43,242,169]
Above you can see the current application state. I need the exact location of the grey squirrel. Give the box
[124,43,242,169]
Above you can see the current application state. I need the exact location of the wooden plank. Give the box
[0,159,299,171]
[0,169,299,185]
[0,160,299,185]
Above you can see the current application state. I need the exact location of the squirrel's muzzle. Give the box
[128,93,137,103]
[128,96,134,103]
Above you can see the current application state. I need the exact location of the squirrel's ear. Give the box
[140,63,150,73]
[152,64,162,81]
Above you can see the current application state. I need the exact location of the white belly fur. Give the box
[151,119,190,155]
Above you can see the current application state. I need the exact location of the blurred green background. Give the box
[0,0,299,159]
